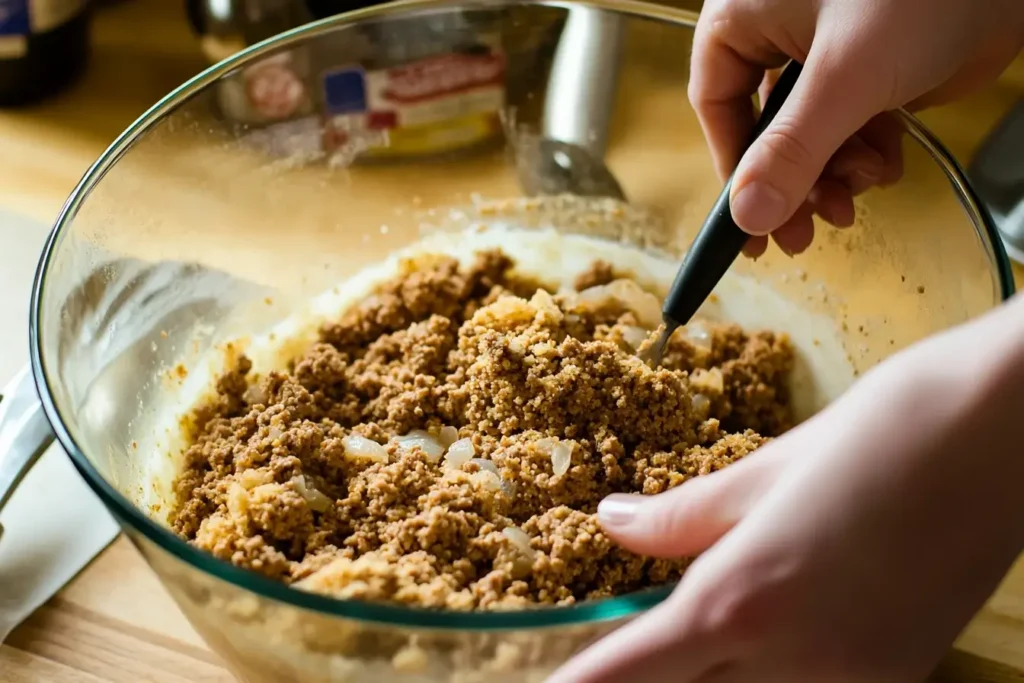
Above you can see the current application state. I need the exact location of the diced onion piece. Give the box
[394,430,445,462]
[268,426,284,442]
[291,475,332,513]
[691,393,711,417]
[685,321,713,350]
[502,526,536,558]
[606,280,662,329]
[580,280,662,329]
[691,367,725,394]
[342,434,389,464]
[468,459,515,496]
[439,426,459,449]
[551,441,573,477]
[244,384,267,405]
[533,437,557,455]
[444,438,476,470]
[578,284,609,303]
[620,325,649,351]
[472,469,502,491]
[469,458,503,492]
[469,458,499,476]
[507,337,526,355]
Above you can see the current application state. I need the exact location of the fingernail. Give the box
[598,494,642,528]
[848,169,881,196]
[814,205,835,227]
[731,182,788,235]
[854,168,881,184]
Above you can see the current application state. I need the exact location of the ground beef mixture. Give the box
[172,250,794,611]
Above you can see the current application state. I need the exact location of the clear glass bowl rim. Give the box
[28,0,1016,631]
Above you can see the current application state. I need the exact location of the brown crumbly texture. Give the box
[572,259,618,291]
[172,249,794,610]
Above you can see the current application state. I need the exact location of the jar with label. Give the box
[186,1,554,165]
[0,0,91,106]
[316,11,510,163]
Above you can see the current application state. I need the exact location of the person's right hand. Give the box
[688,0,1024,257]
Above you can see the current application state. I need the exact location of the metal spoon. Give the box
[516,5,625,201]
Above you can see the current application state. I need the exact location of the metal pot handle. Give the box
[0,366,56,541]
[542,6,625,159]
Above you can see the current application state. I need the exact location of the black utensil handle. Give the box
[662,60,804,327]
[751,61,804,138]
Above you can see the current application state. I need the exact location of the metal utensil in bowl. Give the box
[515,5,626,200]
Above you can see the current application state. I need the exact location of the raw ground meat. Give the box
[172,250,794,610]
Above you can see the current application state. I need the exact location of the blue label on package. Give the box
[322,67,367,115]
[0,0,30,36]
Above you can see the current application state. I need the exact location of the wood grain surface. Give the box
[1,1,1024,681]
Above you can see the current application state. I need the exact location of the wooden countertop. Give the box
[2,1,1024,681]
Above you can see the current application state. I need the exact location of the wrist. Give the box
[975,293,1024,399]
[955,294,1024,545]
[885,294,1024,549]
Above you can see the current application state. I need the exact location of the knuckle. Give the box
[686,77,705,109]
[686,556,794,643]
[757,119,818,171]
[649,504,695,544]
[695,582,769,642]
[648,483,710,539]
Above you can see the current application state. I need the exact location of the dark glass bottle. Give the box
[0,0,91,106]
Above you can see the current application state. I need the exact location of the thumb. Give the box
[730,39,888,236]
[598,446,790,558]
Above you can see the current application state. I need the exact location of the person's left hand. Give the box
[547,296,1024,683]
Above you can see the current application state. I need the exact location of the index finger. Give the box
[687,6,795,180]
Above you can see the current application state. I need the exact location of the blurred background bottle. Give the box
[0,0,91,105]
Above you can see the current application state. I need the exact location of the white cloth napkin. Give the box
[0,209,119,642]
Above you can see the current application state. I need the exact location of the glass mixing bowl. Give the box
[9,0,1015,681]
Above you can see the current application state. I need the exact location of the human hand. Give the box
[548,295,1024,683]
[688,0,1024,257]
